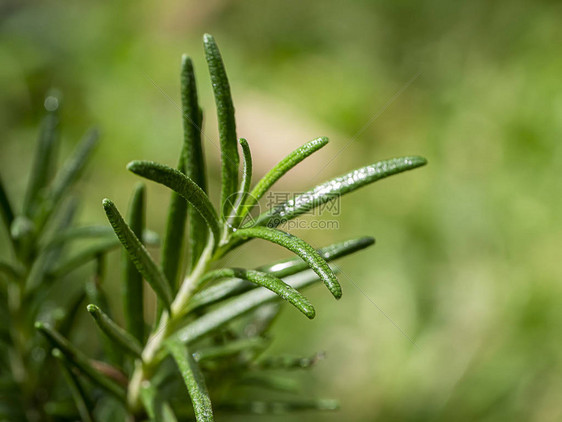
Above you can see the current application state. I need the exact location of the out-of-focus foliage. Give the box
[1,1,561,421]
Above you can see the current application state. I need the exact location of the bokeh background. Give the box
[1,0,562,420]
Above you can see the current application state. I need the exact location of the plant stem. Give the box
[127,237,215,409]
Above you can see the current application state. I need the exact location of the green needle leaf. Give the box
[166,339,214,422]
[254,156,427,228]
[43,226,158,250]
[123,183,146,342]
[203,33,239,219]
[260,236,375,278]
[173,270,322,345]
[141,383,178,422]
[217,399,339,414]
[162,55,207,285]
[127,161,220,244]
[254,352,325,370]
[52,349,94,422]
[240,137,328,219]
[24,92,61,217]
[47,239,119,279]
[230,138,252,227]
[193,337,270,362]
[35,322,126,401]
[87,304,143,359]
[230,226,341,299]
[102,198,173,310]
[50,128,99,206]
[0,175,14,234]
[200,268,315,319]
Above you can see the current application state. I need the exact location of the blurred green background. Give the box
[1,0,562,420]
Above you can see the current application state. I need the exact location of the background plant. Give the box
[2,35,425,420]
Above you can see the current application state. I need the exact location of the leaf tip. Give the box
[409,156,428,167]
[102,198,113,209]
[126,161,139,173]
[86,304,99,315]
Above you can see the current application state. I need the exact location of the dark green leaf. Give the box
[141,383,178,422]
[35,322,126,401]
[166,339,214,422]
[240,137,328,220]
[24,92,61,217]
[254,352,324,370]
[103,198,173,309]
[230,138,252,227]
[123,183,145,342]
[0,175,14,235]
[238,373,299,393]
[193,337,270,362]
[200,268,315,319]
[230,226,341,299]
[43,226,159,250]
[187,237,371,312]
[203,33,239,219]
[260,236,375,278]
[50,128,99,206]
[173,270,322,344]
[47,239,118,279]
[162,55,207,285]
[52,349,94,422]
[87,304,143,358]
[253,156,427,228]
[127,161,220,244]
[216,399,339,414]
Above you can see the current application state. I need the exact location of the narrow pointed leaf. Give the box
[43,226,159,250]
[24,92,61,217]
[52,349,94,422]
[0,261,22,283]
[238,373,299,393]
[230,226,341,299]
[166,339,214,422]
[48,239,118,279]
[87,304,143,358]
[123,184,145,342]
[56,290,86,337]
[230,138,252,227]
[193,337,270,362]
[200,268,315,319]
[50,128,99,205]
[173,270,322,345]
[240,137,328,219]
[260,236,375,278]
[141,383,178,422]
[217,399,339,414]
[0,175,14,234]
[103,198,173,309]
[253,156,427,228]
[127,162,220,244]
[203,33,239,219]
[188,106,208,268]
[85,255,122,366]
[35,322,126,401]
[162,55,207,285]
[254,352,324,370]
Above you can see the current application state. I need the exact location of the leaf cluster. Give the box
[1,34,426,421]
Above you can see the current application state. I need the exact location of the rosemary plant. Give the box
[1,34,426,421]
